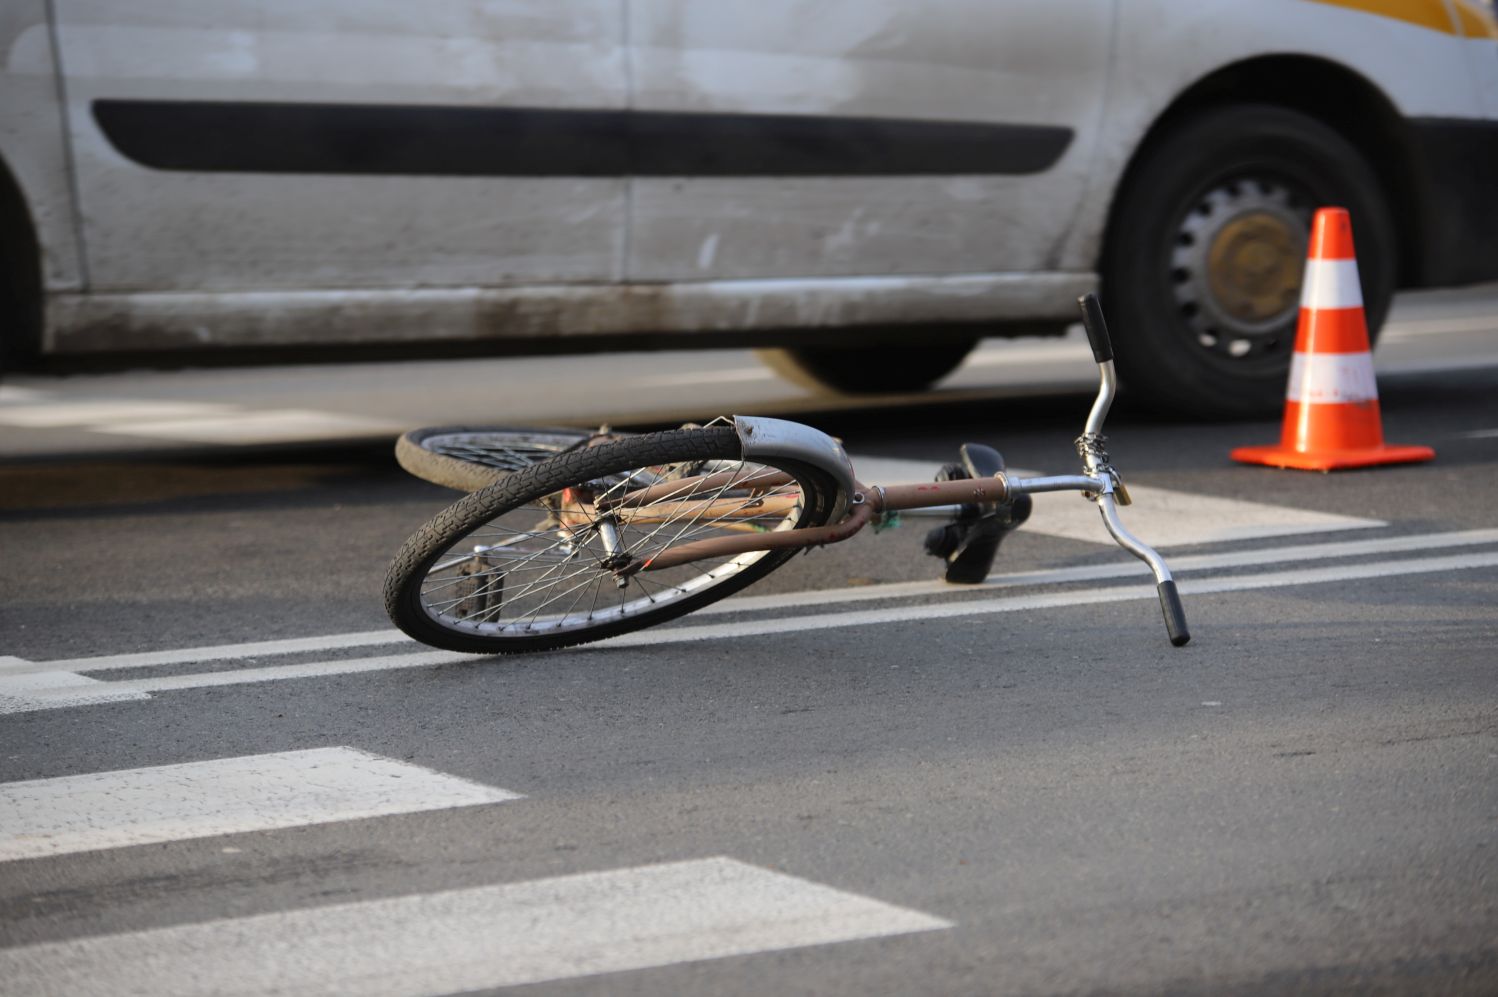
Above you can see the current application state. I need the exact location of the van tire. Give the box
[757,339,976,395]
[1101,104,1396,419]
[0,161,43,380]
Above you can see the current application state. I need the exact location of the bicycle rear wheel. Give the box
[395,425,617,491]
[385,426,836,654]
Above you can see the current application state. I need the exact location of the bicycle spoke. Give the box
[411,441,818,641]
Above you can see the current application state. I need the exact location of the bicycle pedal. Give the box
[923,522,962,559]
[935,493,1033,584]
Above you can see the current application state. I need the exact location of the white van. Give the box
[1,0,1495,416]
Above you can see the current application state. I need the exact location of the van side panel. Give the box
[626,0,1113,281]
[53,0,629,294]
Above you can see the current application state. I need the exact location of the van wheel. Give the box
[1101,104,1396,419]
[757,339,976,394]
[0,164,43,381]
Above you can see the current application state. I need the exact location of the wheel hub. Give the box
[1170,180,1310,363]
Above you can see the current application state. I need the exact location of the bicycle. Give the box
[384,295,1190,653]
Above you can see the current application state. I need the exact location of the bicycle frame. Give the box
[583,294,1190,646]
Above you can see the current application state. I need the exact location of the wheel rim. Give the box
[419,430,591,472]
[1169,177,1312,371]
[416,456,811,639]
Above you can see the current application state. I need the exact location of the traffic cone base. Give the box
[1230,441,1435,472]
[1230,206,1433,472]
[1231,397,1435,470]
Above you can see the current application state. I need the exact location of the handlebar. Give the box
[1078,293,1114,364]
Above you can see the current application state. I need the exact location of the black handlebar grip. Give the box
[1077,293,1114,364]
[1157,579,1191,647]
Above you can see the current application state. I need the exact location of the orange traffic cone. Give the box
[1231,207,1434,471]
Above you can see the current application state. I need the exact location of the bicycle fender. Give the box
[733,415,857,524]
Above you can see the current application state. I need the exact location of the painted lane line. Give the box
[1460,428,1498,439]
[847,455,1383,546]
[0,857,949,994]
[130,650,470,692]
[701,527,1498,615]
[604,550,1498,647]
[3,549,1486,712]
[8,629,411,675]
[0,747,519,862]
[0,671,151,715]
[5,528,1498,683]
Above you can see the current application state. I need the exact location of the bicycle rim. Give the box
[385,427,834,653]
[416,428,593,471]
[395,425,614,491]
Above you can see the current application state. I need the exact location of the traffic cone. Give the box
[1231,207,1434,471]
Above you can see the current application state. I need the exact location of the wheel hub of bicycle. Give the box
[1170,179,1310,366]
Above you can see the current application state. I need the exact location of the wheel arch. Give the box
[1100,55,1424,288]
[0,150,44,368]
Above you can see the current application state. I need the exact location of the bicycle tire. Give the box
[395,425,604,491]
[385,426,837,654]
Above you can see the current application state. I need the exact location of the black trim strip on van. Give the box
[93,99,1073,177]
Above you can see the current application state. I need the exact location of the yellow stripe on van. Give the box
[1305,0,1459,34]
[1451,0,1498,39]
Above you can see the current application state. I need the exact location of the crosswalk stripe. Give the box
[0,857,949,994]
[0,669,151,714]
[0,747,520,862]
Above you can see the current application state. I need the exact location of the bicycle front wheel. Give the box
[384,426,837,654]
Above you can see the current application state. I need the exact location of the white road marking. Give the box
[4,528,1497,689]
[0,548,1491,710]
[705,527,1498,616]
[0,670,150,714]
[125,650,467,693]
[0,857,949,994]
[93,409,404,444]
[848,455,1383,545]
[0,399,235,428]
[0,747,519,862]
[1460,428,1498,439]
[0,630,409,676]
[603,549,1498,647]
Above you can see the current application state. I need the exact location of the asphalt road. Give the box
[1,295,1496,995]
